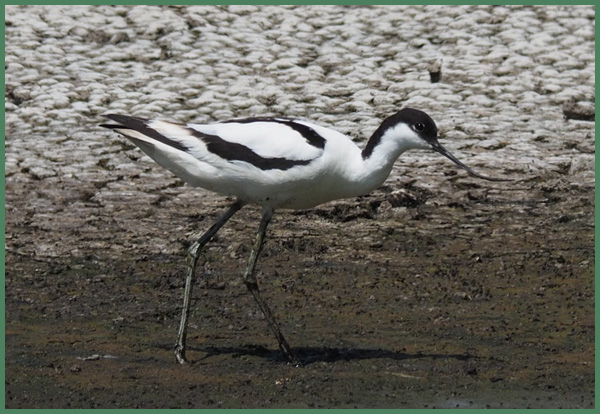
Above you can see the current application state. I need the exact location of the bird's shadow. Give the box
[190,344,477,366]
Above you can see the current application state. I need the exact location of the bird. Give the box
[100,108,507,365]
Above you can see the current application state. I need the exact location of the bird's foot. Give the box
[174,345,189,365]
[282,348,303,367]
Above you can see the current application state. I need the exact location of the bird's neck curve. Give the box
[349,125,414,195]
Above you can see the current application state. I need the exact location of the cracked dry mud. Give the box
[5,4,594,409]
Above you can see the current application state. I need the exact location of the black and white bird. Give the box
[101,108,506,365]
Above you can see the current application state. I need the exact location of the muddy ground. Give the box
[5,168,594,408]
[5,5,595,409]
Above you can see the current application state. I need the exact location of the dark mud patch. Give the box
[5,173,594,408]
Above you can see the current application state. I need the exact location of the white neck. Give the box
[348,123,428,195]
[286,122,430,209]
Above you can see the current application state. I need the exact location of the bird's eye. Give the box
[413,122,425,132]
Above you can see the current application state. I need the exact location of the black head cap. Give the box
[363,107,438,158]
[364,108,511,182]
[391,107,439,145]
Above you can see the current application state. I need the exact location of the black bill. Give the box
[431,141,510,182]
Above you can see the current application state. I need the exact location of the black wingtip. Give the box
[101,113,121,123]
[99,123,122,130]
[98,114,189,152]
[100,114,125,129]
[99,114,151,130]
[102,113,148,124]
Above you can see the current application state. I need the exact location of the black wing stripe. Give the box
[101,114,189,152]
[102,114,317,171]
[222,118,326,149]
[186,128,313,171]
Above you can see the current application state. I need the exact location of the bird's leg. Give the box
[243,208,302,366]
[175,200,243,364]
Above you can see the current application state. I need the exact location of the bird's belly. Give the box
[178,153,371,210]
[267,187,338,210]
[192,170,354,210]
[239,176,360,210]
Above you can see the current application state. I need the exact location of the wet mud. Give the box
[4,5,595,408]
[5,172,594,408]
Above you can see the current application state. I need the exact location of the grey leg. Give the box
[175,200,243,364]
[243,208,302,366]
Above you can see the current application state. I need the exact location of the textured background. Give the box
[5,5,595,409]
[5,5,595,255]
[5,5,594,186]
